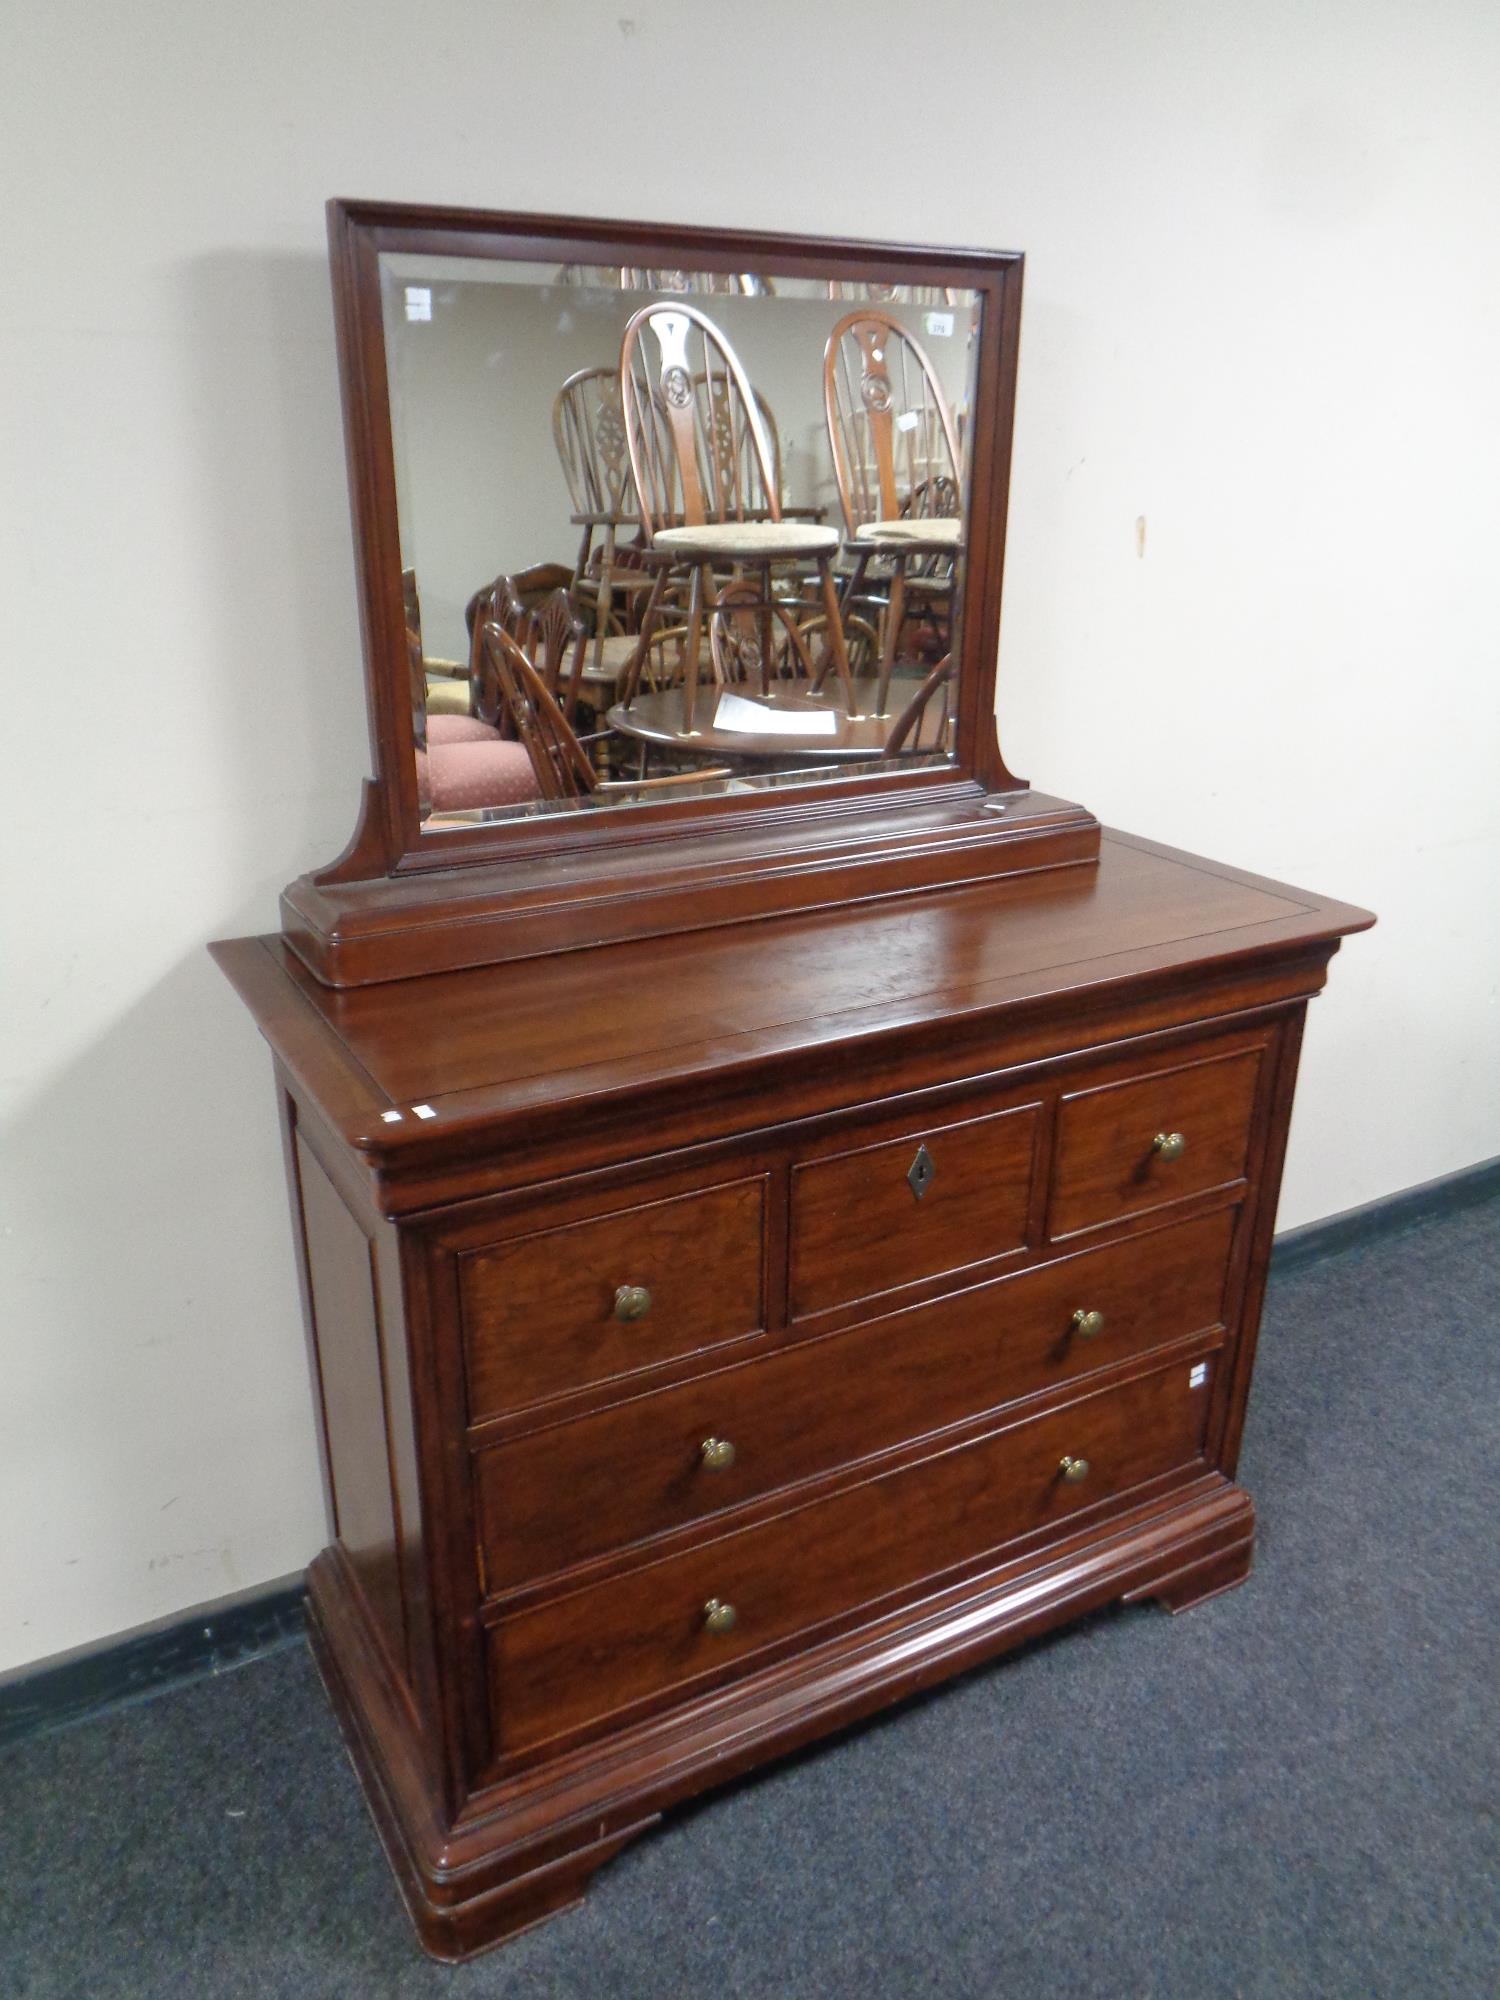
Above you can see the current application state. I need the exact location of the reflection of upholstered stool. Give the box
[425,675,471,717]
[653,520,841,560]
[633,523,851,727]
[419,716,541,813]
[855,517,961,551]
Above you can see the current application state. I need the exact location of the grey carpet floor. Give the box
[2,1199,1496,2000]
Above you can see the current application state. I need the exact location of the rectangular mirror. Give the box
[380,254,982,828]
[318,203,1029,904]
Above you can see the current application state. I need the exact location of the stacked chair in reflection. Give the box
[613,302,858,732]
[410,565,670,819]
[405,570,539,817]
[474,609,730,804]
[822,307,964,727]
[552,368,659,702]
[556,348,840,726]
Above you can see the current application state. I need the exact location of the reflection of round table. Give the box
[607,677,943,764]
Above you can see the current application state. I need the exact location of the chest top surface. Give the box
[216,831,1371,1184]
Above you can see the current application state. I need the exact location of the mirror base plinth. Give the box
[281,787,1100,988]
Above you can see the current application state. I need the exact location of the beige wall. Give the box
[3,0,1497,1673]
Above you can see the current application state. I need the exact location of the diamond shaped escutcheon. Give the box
[907,1143,936,1200]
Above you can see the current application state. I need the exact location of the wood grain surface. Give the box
[789,1099,1038,1318]
[486,1355,1212,1760]
[475,1206,1236,1595]
[1049,1042,1265,1238]
[461,1177,766,1419]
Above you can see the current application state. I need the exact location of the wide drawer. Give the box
[789,1100,1039,1320]
[1048,1044,1263,1239]
[460,1177,766,1420]
[485,1355,1211,1760]
[476,1207,1235,1594]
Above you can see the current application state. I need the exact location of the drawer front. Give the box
[1049,1046,1263,1239]
[486,1357,1211,1758]
[790,1101,1038,1320]
[476,1207,1235,1594]
[460,1178,765,1420]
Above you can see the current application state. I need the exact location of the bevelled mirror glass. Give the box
[383,256,981,827]
[320,203,1026,888]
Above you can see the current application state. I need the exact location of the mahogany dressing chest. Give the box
[213,202,1371,1959]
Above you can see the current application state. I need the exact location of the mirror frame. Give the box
[334,198,1025,852]
[283,200,1097,985]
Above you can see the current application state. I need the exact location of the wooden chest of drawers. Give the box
[214,831,1370,1960]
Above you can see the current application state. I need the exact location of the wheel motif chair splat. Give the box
[823,308,966,715]
[690,373,786,518]
[617,303,857,734]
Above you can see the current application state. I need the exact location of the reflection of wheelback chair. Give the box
[476,621,730,804]
[823,306,966,713]
[616,301,859,730]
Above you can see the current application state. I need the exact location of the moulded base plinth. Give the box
[306,1474,1255,1962]
[1129,1535,1255,1614]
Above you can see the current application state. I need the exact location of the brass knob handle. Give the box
[614,1283,652,1322]
[700,1436,737,1472]
[1152,1131,1187,1163]
[1059,1455,1091,1484]
[1070,1308,1105,1339]
[702,1597,738,1636]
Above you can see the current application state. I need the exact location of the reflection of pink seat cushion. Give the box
[426,714,496,745]
[419,739,540,811]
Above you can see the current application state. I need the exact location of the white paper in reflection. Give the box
[713,692,839,736]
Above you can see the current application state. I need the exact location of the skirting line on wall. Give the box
[0,1580,307,1751]
[1266,1152,1499,1275]
[4,1154,1496,1752]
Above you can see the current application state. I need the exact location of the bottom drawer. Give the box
[485,1353,1214,1761]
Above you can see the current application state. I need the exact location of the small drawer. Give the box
[476,1206,1234,1594]
[460,1177,765,1420]
[789,1101,1038,1320]
[484,1355,1211,1760]
[1048,1045,1263,1240]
